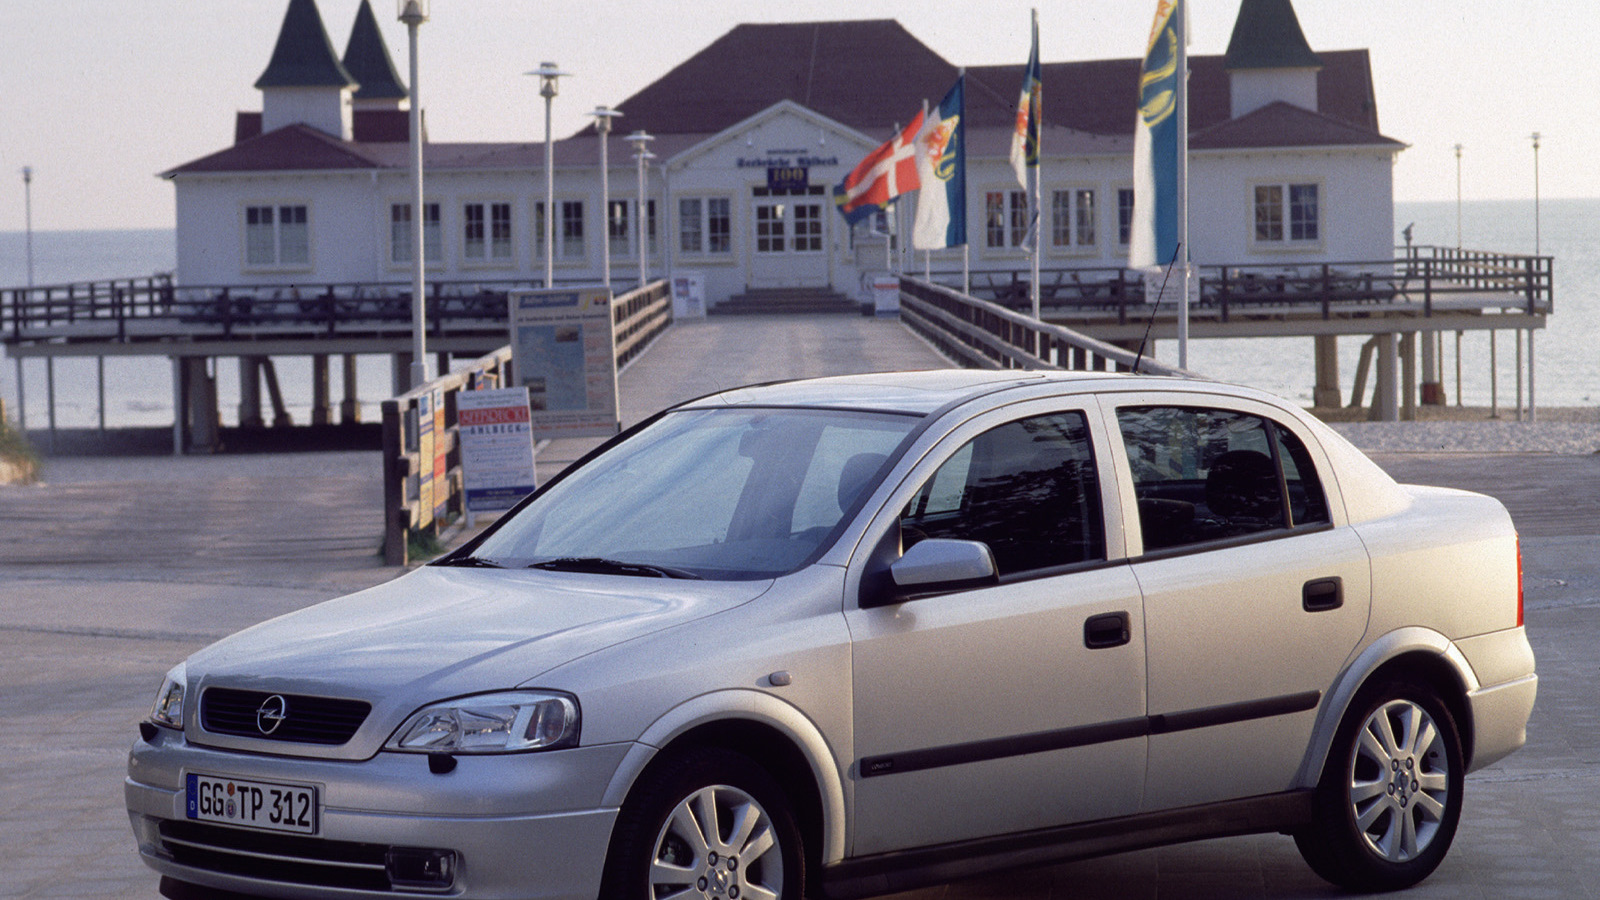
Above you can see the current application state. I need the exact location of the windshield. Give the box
[470,407,918,579]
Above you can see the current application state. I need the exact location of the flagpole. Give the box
[1176,0,1190,369]
[1029,8,1042,322]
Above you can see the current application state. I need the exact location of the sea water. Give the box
[2,199,1596,429]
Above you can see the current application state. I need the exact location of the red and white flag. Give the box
[834,112,926,224]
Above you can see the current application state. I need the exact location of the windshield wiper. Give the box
[526,557,702,580]
[432,555,504,568]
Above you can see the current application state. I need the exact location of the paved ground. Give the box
[1,315,1596,898]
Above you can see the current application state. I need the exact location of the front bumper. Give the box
[125,726,628,899]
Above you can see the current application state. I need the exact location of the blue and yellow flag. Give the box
[913,76,967,249]
[1008,11,1041,188]
[1130,0,1182,269]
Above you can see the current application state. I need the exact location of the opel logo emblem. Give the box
[256,695,288,735]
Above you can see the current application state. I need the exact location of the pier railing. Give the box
[898,276,1190,376]
[0,274,655,345]
[923,247,1552,323]
[380,280,672,566]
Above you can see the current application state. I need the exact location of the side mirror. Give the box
[863,539,998,608]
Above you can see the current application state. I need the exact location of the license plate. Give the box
[186,773,318,835]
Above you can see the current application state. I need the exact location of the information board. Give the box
[507,288,621,439]
[457,387,538,512]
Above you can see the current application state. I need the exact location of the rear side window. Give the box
[901,412,1104,576]
[1117,406,1328,551]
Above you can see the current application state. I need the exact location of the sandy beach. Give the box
[1319,404,1600,455]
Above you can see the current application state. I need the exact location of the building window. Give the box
[984,190,1030,250]
[793,203,823,252]
[681,196,733,255]
[1254,183,1319,244]
[707,198,731,253]
[462,202,513,261]
[1050,189,1097,249]
[560,200,584,259]
[1117,188,1135,246]
[679,198,702,253]
[608,200,657,259]
[390,202,441,264]
[245,204,309,267]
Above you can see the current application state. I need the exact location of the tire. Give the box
[600,747,805,900]
[1295,678,1465,892]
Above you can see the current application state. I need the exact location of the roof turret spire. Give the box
[255,0,357,89]
[1224,0,1322,71]
[342,0,407,103]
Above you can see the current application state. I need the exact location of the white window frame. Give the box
[608,198,659,261]
[1251,180,1323,251]
[460,199,515,267]
[982,188,1031,255]
[531,198,588,265]
[242,202,313,271]
[1048,186,1099,255]
[387,200,444,269]
[1115,186,1135,248]
[677,195,736,260]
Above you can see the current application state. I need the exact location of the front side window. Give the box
[1117,405,1328,551]
[245,204,309,267]
[901,412,1104,576]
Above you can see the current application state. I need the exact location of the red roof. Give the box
[1190,100,1401,150]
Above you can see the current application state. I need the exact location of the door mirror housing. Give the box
[864,539,998,607]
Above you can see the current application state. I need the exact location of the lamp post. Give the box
[527,63,569,289]
[1453,143,1463,249]
[625,131,655,289]
[589,106,623,291]
[398,0,430,389]
[1531,132,1542,256]
[21,166,34,289]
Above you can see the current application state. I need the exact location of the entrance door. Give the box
[748,185,829,290]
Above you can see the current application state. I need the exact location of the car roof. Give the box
[679,369,1164,416]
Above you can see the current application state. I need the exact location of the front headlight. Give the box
[387,691,580,754]
[150,663,186,730]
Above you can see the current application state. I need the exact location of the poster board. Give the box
[508,288,621,439]
[671,272,707,319]
[457,387,538,512]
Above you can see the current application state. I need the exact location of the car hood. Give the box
[183,566,772,759]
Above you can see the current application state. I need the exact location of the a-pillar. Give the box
[340,354,361,424]
[311,354,333,426]
[1368,333,1400,422]
[1420,329,1445,405]
[1313,335,1340,408]
[238,356,265,428]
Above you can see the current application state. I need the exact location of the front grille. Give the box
[160,819,393,892]
[200,687,370,745]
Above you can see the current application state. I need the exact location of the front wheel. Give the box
[1295,679,1465,892]
[600,747,804,900]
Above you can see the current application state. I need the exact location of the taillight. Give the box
[1516,536,1525,628]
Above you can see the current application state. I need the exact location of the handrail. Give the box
[898,276,1193,377]
[379,280,673,565]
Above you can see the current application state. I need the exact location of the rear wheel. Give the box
[1295,679,1464,891]
[601,747,804,900]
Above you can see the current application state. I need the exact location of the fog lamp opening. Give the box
[386,847,457,891]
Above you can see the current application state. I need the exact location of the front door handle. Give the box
[1084,611,1131,649]
[1303,577,1343,612]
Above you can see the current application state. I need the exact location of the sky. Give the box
[0,0,1584,233]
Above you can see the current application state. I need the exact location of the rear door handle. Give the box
[1303,577,1343,612]
[1084,611,1131,649]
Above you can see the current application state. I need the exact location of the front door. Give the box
[747,185,829,290]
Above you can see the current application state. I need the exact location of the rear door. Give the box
[1106,396,1371,811]
[844,399,1147,856]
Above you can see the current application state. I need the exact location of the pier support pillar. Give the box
[311,354,333,426]
[260,359,292,428]
[1313,336,1340,408]
[1420,329,1444,405]
[1368,333,1399,422]
[238,356,265,428]
[1401,332,1417,421]
[392,353,413,396]
[178,356,220,454]
[340,354,361,424]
